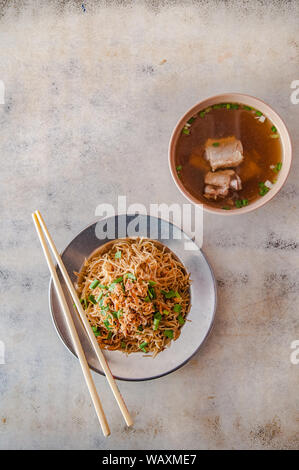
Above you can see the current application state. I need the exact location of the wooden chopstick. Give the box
[34,210,133,428]
[32,213,110,437]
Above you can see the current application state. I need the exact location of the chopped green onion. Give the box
[243,105,251,111]
[125,273,136,280]
[88,295,97,304]
[178,315,185,325]
[212,142,220,147]
[144,296,150,302]
[103,320,111,330]
[164,330,174,339]
[235,199,249,208]
[115,251,122,259]
[176,165,182,172]
[137,325,143,332]
[182,128,190,135]
[187,117,195,124]
[174,291,181,298]
[255,110,262,116]
[89,279,100,289]
[139,342,148,353]
[173,304,182,313]
[222,206,231,210]
[199,111,205,118]
[258,182,270,196]
[148,280,156,286]
[162,309,169,315]
[226,103,231,109]
[148,285,156,300]
[96,292,103,302]
[161,289,177,299]
[121,341,126,349]
[213,104,221,109]
[100,305,109,313]
[107,331,113,340]
[80,298,87,309]
[231,103,239,109]
[153,312,162,331]
[271,125,277,133]
[109,276,123,291]
[273,162,282,173]
[111,309,122,319]
[92,326,101,337]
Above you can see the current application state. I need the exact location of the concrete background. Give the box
[0,0,298,449]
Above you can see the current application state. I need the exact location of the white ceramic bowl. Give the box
[169,93,292,215]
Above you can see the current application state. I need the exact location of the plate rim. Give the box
[48,214,217,382]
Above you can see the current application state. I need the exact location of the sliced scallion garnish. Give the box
[103,320,111,330]
[125,273,136,280]
[90,279,100,289]
[153,312,162,331]
[161,289,177,299]
[173,304,182,313]
[235,199,248,208]
[139,342,148,353]
[88,295,97,304]
[273,162,282,173]
[258,182,270,196]
[164,330,174,339]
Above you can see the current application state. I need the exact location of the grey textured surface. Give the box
[0,0,299,450]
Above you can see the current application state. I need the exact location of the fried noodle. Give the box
[76,238,191,357]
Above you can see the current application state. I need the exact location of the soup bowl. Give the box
[169,93,292,215]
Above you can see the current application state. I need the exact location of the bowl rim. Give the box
[168,92,292,215]
[48,214,218,381]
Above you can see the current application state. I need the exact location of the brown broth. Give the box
[175,104,282,210]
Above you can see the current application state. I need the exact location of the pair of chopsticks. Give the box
[32,210,133,437]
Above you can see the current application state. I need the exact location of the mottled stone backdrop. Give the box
[0,0,298,450]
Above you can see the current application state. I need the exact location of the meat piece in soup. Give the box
[175,103,283,210]
[204,170,242,200]
[205,136,243,171]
